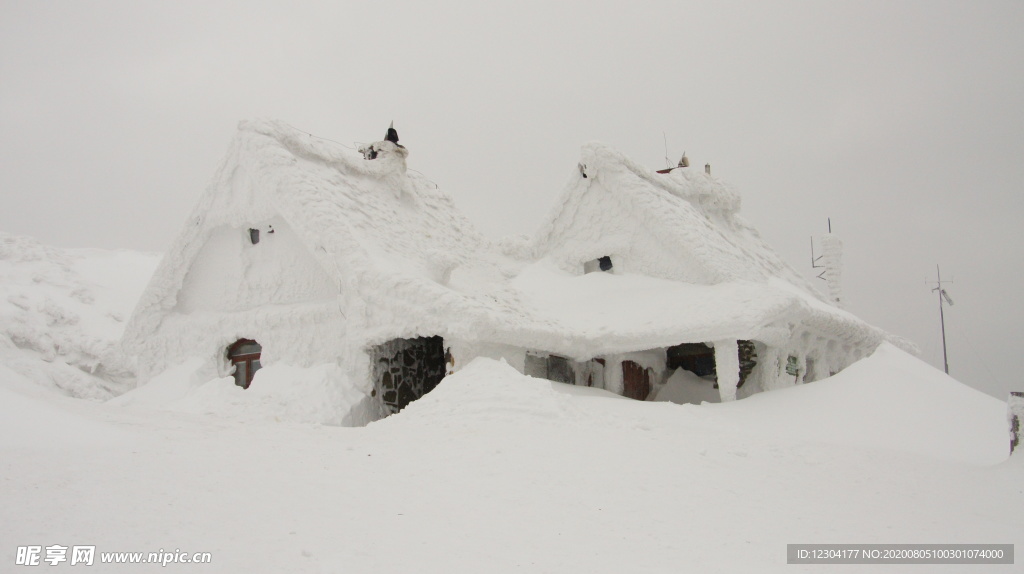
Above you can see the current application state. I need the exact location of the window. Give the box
[228,339,262,389]
[546,355,574,385]
[524,351,575,385]
[785,355,800,377]
[248,228,260,245]
[584,256,613,274]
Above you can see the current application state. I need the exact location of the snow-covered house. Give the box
[120,119,902,425]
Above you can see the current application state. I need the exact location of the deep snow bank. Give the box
[709,343,1008,465]
[371,356,628,430]
[110,359,374,426]
[0,364,134,449]
[0,233,160,399]
[379,344,1009,465]
[2,335,1019,574]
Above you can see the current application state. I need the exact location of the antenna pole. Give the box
[663,132,671,169]
[935,264,949,374]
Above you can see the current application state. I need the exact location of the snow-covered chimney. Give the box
[1010,392,1024,456]
[705,163,711,175]
[816,234,844,308]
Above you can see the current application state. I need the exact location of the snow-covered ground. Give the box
[0,233,159,399]
[2,349,1021,572]
[1,233,1021,572]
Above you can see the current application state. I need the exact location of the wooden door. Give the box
[622,360,651,400]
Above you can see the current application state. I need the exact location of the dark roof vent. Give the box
[584,256,614,274]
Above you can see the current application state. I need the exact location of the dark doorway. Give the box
[666,343,716,377]
[622,360,652,401]
[371,336,446,415]
[227,339,262,389]
[666,341,758,389]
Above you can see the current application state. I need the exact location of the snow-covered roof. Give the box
[124,120,493,346]
[535,143,823,291]
[124,120,902,366]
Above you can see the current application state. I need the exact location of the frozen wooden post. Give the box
[1009,392,1024,456]
[714,339,740,402]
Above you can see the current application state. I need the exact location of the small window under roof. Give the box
[584,256,613,274]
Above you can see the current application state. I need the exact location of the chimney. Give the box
[705,163,711,175]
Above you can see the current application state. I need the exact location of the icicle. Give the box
[714,339,740,402]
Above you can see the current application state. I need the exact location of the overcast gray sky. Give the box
[2,0,1021,398]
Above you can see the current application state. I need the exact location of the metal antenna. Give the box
[663,132,671,169]
[810,218,830,280]
[931,264,954,374]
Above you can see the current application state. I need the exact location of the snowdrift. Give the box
[3,337,1018,573]
[0,232,159,399]
[381,343,1008,465]
[110,359,374,426]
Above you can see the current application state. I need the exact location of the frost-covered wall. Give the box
[539,175,714,282]
[370,336,446,415]
[176,218,336,313]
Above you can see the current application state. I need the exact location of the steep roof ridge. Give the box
[578,142,828,297]
[240,119,408,181]
[581,142,741,212]
[237,118,489,287]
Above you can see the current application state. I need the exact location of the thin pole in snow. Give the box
[663,132,671,169]
[810,218,830,280]
[931,264,954,374]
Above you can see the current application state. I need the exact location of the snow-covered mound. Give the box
[110,359,374,426]
[0,364,134,449]
[0,232,160,399]
[708,343,1009,465]
[382,343,1007,465]
[1,335,1018,573]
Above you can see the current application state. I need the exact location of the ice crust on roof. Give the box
[121,118,907,392]
[535,142,821,292]
[123,119,490,351]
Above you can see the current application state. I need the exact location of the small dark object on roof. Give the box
[385,121,401,145]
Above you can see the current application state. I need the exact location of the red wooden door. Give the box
[622,360,651,401]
